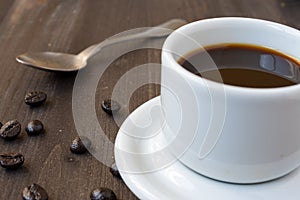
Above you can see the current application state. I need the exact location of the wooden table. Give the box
[0,0,299,199]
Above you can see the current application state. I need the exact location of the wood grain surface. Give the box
[0,0,299,199]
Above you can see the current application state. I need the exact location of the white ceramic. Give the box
[115,97,300,200]
[161,17,300,183]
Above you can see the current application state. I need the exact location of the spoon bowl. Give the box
[17,52,86,71]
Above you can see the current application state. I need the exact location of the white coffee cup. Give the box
[160,17,300,184]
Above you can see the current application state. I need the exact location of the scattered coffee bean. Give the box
[0,153,24,169]
[90,188,117,200]
[101,99,120,115]
[26,120,44,136]
[22,183,48,200]
[24,91,47,106]
[70,136,91,154]
[0,120,21,140]
[110,162,121,179]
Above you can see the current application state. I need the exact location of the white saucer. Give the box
[114,96,300,200]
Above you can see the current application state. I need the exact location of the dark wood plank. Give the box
[0,0,299,199]
[0,0,13,23]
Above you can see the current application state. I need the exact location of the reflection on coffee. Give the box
[178,44,300,88]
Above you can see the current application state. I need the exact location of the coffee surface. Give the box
[179,44,300,88]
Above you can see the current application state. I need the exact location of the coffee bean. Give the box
[24,91,47,106]
[22,183,48,200]
[70,136,91,154]
[90,188,117,200]
[101,99,120,115]
[110,162,121,179]
[0,120,21,140]
[26,120,44,136]
[0,153,24,169]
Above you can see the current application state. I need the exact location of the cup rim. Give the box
[162,17,300,95]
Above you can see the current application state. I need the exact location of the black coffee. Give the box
[178,44,300,88]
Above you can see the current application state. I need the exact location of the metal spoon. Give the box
[16,19,187,72]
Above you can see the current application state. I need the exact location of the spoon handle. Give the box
[76,44,97,60]
[78,19,187,60]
